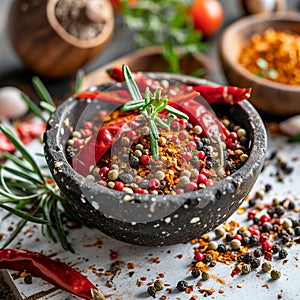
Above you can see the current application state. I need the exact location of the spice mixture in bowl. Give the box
[219,12,300,117]
[44,67,267,246]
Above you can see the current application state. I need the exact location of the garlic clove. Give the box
[279,115,300,136]
[0,86,28,120]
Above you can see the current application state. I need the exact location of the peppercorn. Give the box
[191,268,201,278]
[230,239,241,250]
[215,227,226,238]
[288,201,295,210]
[154,280,164,291]
[207,241,218,251]
[261,222,273,233]
[265,183,272,192]
[196,141,203,150]
[271,269,281,280]
[119,173,133,184]
[225,233,233,242]
[107,169,119,181]
[147,286,156,297]
[250,258,261,269]
[294,226,300,236]
[252,217,260,225]
[217,244,227,253]
[241,237,250,246]
[272,244,281,254]
[275,206,285,217]
[242,264,251,275]
[203,253,212,264]
[24,274,32,284]
[237,255,245,263]
[201,272,210,281]
[282,219,293,229]
[262,262,272,272]
[248,198,256,208]
[129,156,139,167]
[250,235,259,246]
[176,280,188,292]
[253,248,262,258]
[278,249,288,259]
[243,253,253,263]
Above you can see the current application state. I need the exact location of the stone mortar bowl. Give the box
[44,73,267,246]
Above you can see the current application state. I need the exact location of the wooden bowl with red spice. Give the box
[219,12,300,117]
[44,70,267,246]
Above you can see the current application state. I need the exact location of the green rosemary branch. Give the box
[121,64,188,160]
[0,71,85,252]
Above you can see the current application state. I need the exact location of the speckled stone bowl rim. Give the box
[44,72,267,211]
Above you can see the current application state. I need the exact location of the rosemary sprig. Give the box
[121,0,209,74]
[0,70,85,252]
[121,65,188,160]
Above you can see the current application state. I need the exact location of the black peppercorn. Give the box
[279,249,288,259]
[237,254,245,263]
[147,286,156,297]
[225,233,233,242]
[267,207,275,217]
[129,156,140,167]
[261,222,273,233]
[243,252,253,263]
[24,274,32,284]
[288,201,295,210]
[253,248,262,258]
[248,198,256,208]
[253,217,260,225]
[294,226,300,236]
[202,137,211,145]
[176,280,188,292]
[265,183,272,192]
[250,258,261,269]
[217,244,227,253]
[275,206,285,217]
[241,237,250,246]
[272,244,281,254]
[191,268,201,278]
[250,235,259,246]
[196,141,203,150]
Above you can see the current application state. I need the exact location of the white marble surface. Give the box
[1,133,300,300]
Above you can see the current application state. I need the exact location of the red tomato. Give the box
[190,0,224,37]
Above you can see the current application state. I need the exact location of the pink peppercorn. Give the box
[114,181,124,191]
[172,135,179,144]
[186,182,198,191]
[179,118,189,129]
[149,178,160,190]
[232,234,242,241]
[99,167,109,180]
[197,174,208,184]
[140,155,150,165]
[83,122,93,130]
[260,213,271,224]
[182,152,193,161]
[135,188,149,194]
[178,131,188,140]
[127,130,137,139]
[73,139,83,147]
[247,209,256,220]
[229,132,238,140]
[176,188,184,194]
[200,168,210,178]
[194,252,204,262]
[171,120,180,131]
[262,240,273,251]
[198,151,205,160]
[81,128,93,137]
[187,141,197,151]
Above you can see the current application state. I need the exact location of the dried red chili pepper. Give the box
[0,248,104,300]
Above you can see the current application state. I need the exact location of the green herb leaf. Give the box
[32,76,55,107]
[122,64,143,102]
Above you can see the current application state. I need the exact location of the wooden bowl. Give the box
[43,72,267,246]
[8,0,114,79]
[81,46,212,90]
[219,12,300,117]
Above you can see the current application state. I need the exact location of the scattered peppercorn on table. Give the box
[1,133,300,299]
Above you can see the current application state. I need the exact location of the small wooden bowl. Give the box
[81,46,212,90]
[219,12,300,117]
[8,0,114,79]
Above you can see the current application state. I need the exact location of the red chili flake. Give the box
[158,273,165,278]
[262,284,269,289]
[110,250,118,260]
[176,254,183,259]
[140,277,147,281]
[264,251,273,261]
[151,257,160,264]
[127,262,135,269]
